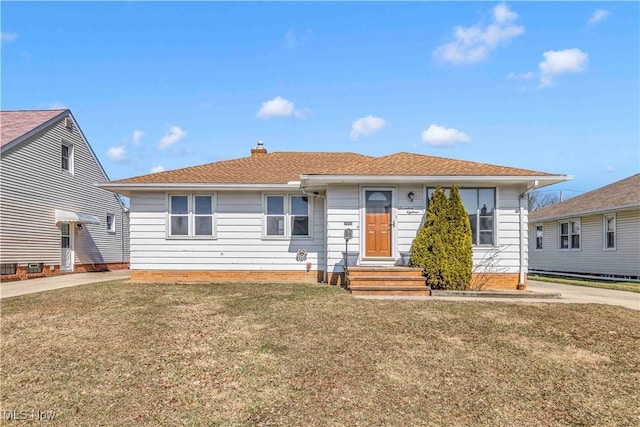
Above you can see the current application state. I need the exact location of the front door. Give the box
[60,223,74,272]
[365,190,392,257]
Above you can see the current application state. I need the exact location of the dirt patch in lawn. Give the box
[1,281,639,426]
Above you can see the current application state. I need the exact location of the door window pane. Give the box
[366,191,391,214]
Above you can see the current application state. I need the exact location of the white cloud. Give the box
[158,126,186,149]
[132,130,144,146]
[350,115,386,140]
[588,9,611,25]
[256,96,295,119]
[1,32,18,43]
[37,102,67,110]
[434,2,524,64]
[606,165,615,173]
[151,165,166,173]
[421,124,470,146]
[285,29,311,48]
[507,71,535,81]
[106,146,127,162]
[539,48,588,88]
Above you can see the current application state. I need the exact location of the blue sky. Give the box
[2,1,638,195]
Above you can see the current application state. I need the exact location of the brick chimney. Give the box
[251,140,267,157]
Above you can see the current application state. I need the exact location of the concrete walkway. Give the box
[0,270,130,299]
[525,280,640,311]
[357,280,640,311]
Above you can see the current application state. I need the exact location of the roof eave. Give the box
[98,182,303,197]
[300,174,571,186]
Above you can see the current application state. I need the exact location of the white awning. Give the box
[55,209,101,225]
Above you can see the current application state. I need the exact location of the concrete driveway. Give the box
[526,279,640,311]
[0,270,130,299]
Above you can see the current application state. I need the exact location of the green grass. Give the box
[1,280,639,426]
[529,274,640,293]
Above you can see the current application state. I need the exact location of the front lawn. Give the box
[1,281,639,426]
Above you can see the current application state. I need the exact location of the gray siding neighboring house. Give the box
[529,174,640,280]
[1,109,129,280]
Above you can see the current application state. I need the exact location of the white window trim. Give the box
[262,193,313,240]
[166,193,217,239]
[534,223,544,251]
[61,140,74,175]
[558,218,581,251]
[603,213,616,251]
[426,187,497,247]
[106,213,116,234]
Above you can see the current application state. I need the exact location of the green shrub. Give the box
[409,185,472,290]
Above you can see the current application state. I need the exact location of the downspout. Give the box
[518,180,538,288]
[301,183,328,283]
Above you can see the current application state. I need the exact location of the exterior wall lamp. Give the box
[408,191,415,202]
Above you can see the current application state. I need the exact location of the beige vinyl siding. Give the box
[128,192,324,271]
[528,208,640,277]
[0,116,129,266]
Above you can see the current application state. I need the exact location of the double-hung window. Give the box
[168,194,215,238]
[61,142,74,173]
[559,219,580,250]
[604,214,616,250]
[427,187,496,246]
[264,195,310,238]
[535,224,543,250]
[107,213,116,233]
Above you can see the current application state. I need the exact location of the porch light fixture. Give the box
[408,191,415,202]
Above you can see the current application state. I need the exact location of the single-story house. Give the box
[0,109,130,280]
[529,174,640,281]
[101,142,568,290]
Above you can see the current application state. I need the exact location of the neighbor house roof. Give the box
[1,109,68,148]
[530,174,640,222]
[110,150,561,186]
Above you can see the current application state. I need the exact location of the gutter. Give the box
[518,181,539,287]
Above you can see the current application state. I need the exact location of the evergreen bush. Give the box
[409,185,473,290]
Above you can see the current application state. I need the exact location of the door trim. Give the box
[360,186,397,263]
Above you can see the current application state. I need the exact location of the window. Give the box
[264,195,310,238]
[559,219,580,250]
[106,213,116,233]
[427,187,495,246]
[1,263,17,275]
[61,142,73,173]
[168,194,215,238]
[27,263,43,274]
[604,214,616,250]
[535,224,543,250]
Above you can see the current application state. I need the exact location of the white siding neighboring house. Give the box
[529,174,640,280]
[102,143,568,290]
[1,109,130,280]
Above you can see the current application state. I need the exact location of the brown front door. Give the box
[365,190,392,257]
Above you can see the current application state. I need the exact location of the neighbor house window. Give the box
[427,187,495,246]
[168,194,215,238]
[604,214,616,250]
[106,213,116,233]
[559,219,580,250]
[264,195,310,238]
[535,224,543,250]
[61,142,74,173]
[1,263,17,275]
